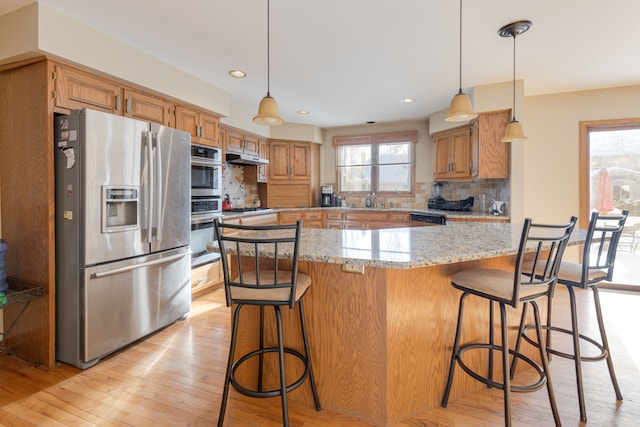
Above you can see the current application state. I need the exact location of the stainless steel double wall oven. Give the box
[190,144,222,267]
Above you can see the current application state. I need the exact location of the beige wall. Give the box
[526,84,640,224]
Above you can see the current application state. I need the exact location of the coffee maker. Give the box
[321,185,333,207]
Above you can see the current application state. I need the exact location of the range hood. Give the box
[225,153,269,166]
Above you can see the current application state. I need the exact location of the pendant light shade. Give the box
[446,90,477,122]
[253,0,283,126]
[254,92,283,125]
[502,120,527,142]
[445,0,477,123]
[498,20,531,142]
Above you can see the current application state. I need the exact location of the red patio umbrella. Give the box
[595,167,614,214]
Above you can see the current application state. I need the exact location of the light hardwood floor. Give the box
[0,285,638,426]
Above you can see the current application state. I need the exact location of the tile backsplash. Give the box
[222,164,261,208]
[223,163,510,214]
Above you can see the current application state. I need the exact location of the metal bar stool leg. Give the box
[218,304,243,427]
[499,303,512,427]
[510,302,529,379]
[531,301,561,426]
[273,306,289,427]
[489,300,495,388]
[592,286,623,401]
[566,285,587,422]
[441,292,469,407]
[298,300,321,410]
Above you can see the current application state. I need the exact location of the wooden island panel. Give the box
[230,253,543,426]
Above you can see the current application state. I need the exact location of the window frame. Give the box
[333,130,417,196]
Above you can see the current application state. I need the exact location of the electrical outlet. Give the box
[342,263,365,274]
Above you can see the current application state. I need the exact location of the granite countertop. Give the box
[208,221,585,270]
[220,206,508,221]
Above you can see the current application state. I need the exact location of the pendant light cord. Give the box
[266,0,271,96]
[511,34,516,120]
[458,0,462,92]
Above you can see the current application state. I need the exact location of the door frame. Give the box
[579,117,640,290]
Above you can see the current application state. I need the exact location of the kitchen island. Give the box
[209,221,584,426]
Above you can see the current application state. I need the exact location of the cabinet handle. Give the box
[115,95,122,112]
[126,97,132,114]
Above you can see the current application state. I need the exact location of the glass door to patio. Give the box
[583,121,640,288]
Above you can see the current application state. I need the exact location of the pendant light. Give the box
[253,0,283,125]
[498,20,531,142]
[445,0,477,122]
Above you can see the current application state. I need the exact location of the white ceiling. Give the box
[2,0,640,128]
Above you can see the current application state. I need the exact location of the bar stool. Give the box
[214,219,321,427]
[441,217,576,427]
[517,210,628,422]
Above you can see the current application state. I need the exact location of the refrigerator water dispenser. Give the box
[102,186,139,232]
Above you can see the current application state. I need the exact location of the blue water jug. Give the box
[0,239,7,293]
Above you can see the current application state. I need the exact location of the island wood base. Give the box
[229,255,546,426]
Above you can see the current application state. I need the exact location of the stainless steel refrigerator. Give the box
[55,109,191,369]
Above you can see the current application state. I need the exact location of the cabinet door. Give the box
[257,138,268,182]
[242,134,260,156]
[175,106,199,140]
[268,140,291,180]
[279,211,303,224]
[434,135,452,180]
[199,113,220,147]
[290,142,311,179]
[124,89,172,126]
[225,129,244,153]
[54,65,122,113]
[450,128,472,179]
[191,262,222,296]
[472,110,511,179]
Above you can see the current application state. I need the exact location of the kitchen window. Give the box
[334,130,417,194]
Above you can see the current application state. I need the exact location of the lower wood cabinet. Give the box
[191,261,222,297]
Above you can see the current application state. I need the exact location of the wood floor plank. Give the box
[0,285,637,426]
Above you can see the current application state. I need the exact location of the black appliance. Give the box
[410,211,447,226]
[224,207,273,213]
[321,185,333,207]
[428,196,474,212]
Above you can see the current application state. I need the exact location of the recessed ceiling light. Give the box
[297,110,309,115]
[228,70,246,78]
[400,98,416,104]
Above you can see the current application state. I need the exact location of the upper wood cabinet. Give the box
[433,109,510,181]
[225,128,259,156]
[268,140,311,181]
[53,64,173,126]
[53,64,122,114]
[433,127,472,180]
[471,110,511,179]
[175,106,220,147]
[123,89,173,126]
[257,138,268,182]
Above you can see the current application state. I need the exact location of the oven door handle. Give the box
[191,214,218,225]
[191,157,219,167]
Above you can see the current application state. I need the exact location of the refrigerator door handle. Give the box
[145,130,154,244]
[90,252,190,279]
[152,132,163,243]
